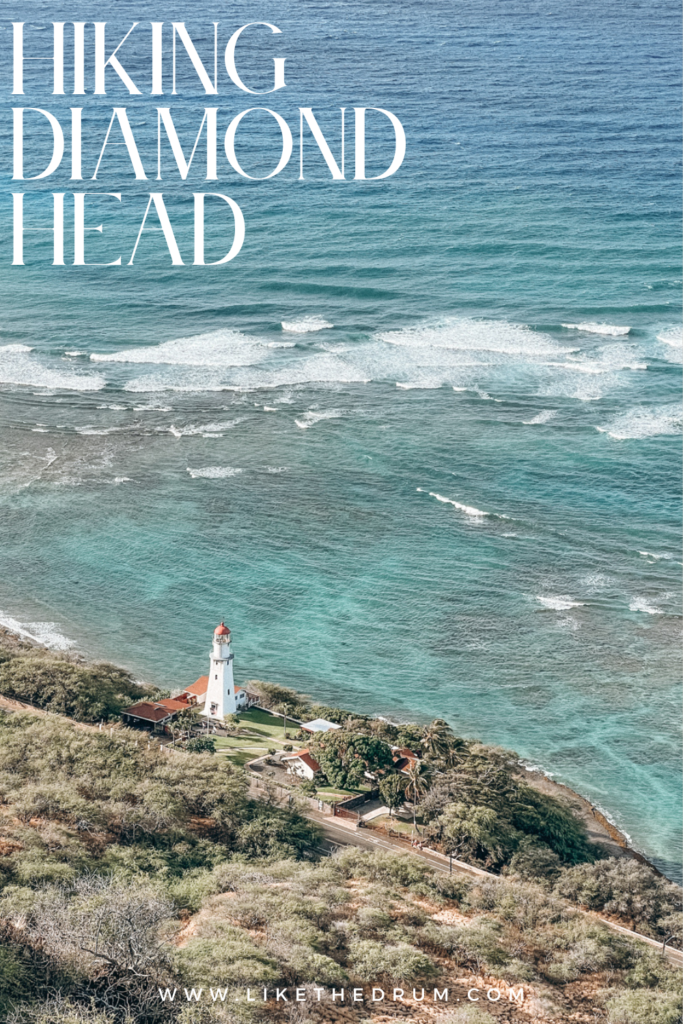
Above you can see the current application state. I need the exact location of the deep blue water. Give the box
[0,0,681,878]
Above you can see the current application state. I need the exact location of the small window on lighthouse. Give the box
[215,674,218,679]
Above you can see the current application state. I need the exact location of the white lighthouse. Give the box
[202,622,237,721]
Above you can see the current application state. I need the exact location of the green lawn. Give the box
[315,785,364,800]
[367,814,416,836]
[210,708,302,766]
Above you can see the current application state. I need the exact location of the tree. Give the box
[437,802,518,868]
[420,719,454,761]
[403,760,433,833]
[277,702,293,739]
[379,774,407,817]
[555,859,683,936]
[186,737,216,754]
[237,810,322,859]
[12,874,176,979]
[310,733,394,790]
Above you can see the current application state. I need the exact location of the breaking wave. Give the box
[379,318,569,356]
[168,419,243,438]
[596,403,682,440]
[0,610,76,650]
[629,597,662,615]
[536,595,585,611]
[91,330,271,367]
[0,344,105,391]
[186,467,243,479]
[656,327,682,347]
[562,323,631,336]
[282,316,333,333]
[418,488,509,520]
[295,409,344,429]
[523,409,557,425]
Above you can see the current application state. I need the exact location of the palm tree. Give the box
[404,760,433,834]
[277,702,292,739]
[421,719,454,761]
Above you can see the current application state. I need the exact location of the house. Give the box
[300,718,341,735]
[392,747,419,774]
[282,748,321,781]
[121,695,191,732]
[182,676,209,706]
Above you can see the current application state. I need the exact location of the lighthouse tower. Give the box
[202,622,236,721]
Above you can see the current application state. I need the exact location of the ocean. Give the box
[0,0,681,878]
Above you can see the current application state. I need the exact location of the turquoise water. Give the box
[0,1,681,877]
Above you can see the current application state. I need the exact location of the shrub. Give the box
[236,811,322,860]
[347,939,436,981]
[175,929,280,987]
[555,859,682,936]
[6,1000,117,1024]
[186,737,216,754]
[606,989,683,1024]
[0,654,156,722]
[0,944,32,1014]
[441,1007,497,1024]
[507,841,562,883]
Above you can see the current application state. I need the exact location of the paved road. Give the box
[253,789,683,970]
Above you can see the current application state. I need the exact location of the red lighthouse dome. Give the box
[214,622,230,636]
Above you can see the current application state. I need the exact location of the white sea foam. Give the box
[596,403,683,440]
[379,318,569,356]
[133,403,172,412]
[168,419,243,438]
[0,344,105,391]
[295,409,344,429]
[113,477,131,484]
[629,597,662,615]
[75,425,123,435]
[91,329,271,367]
[638,551,673,561]
[562,322,631,336]
[97,404,127,410]
[396,380,443,390]
[64,350,87,357]
[656,327,682,347]
[536,595,585,611]
[523,409,557,425]
[0,610,76,650]
[265,466,287,473]
[281,316,333,333]
[418,488,508,519]
[186,466,243,479]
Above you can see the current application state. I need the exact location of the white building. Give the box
[300,718,341,735]
[202,622,254,721]
[282,748,322,781]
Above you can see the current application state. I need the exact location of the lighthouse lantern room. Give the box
[202,622,237,720]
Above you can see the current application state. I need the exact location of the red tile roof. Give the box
[184,676,209,696]
[122,701,173,723]
[157,698,189,712]
[396,748,418,759]
[282,748,321,774]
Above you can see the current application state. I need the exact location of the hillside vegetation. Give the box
[0,648,680,1023]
